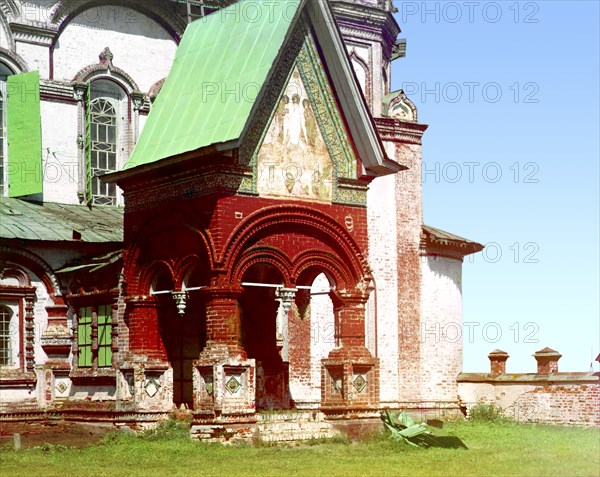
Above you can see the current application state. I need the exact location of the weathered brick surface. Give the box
[459,351,600,427]
[420,256,464,403]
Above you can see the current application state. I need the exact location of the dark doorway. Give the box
[239,264,291,410]
[157,293,205,409]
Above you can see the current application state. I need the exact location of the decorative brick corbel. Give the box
[131,91,146,111]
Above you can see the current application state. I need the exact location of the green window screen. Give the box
[7,71,42,198]
[78,306,92,368]
[97,304,113,367]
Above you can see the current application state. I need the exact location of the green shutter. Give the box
[7,71,42,198]
[97,304,112,367]
[85,83,92,204]
[77,307,92,368]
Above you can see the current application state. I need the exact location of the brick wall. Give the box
[459,349,600,427]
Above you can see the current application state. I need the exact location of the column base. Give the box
[321,350,379,413]
[193,342,255,416]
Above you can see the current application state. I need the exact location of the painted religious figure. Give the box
[257,68,333,202]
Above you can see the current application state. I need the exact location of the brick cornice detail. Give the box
[375,117,428,145]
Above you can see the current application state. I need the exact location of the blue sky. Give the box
[391,1,600,372]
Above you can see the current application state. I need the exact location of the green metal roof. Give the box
[124,0,302,171]
[0,198,123,243]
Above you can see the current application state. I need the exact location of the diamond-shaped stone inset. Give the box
[225,376,242,395]
[353,374,367,393]
[145,377,161,398]
[55,382,68,394]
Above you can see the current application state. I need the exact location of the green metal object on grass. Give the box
[380,410,468,449]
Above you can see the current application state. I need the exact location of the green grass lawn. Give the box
[1,421,598,477]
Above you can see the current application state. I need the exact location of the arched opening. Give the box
[239,263,291,410]
[289,270,336,406]
[88,79,128,205]
[152,264,207,410]
[350,52,370,105]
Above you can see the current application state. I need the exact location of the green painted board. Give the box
[78,307,93,368]
[7,71,42,198]
[124,0,301,171]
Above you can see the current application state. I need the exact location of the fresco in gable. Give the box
[257,68,333,202]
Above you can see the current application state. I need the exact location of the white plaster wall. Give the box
[15,42,49,77]
[351,58,367,98]
[53,6,177,92]
[41,100,80,204]
[70,385,117,401]
[309,274,335,404]
[366,168,399,405]
[420,255,463,402]
[0,16,12,49]
[347,43,370,104]
[139,113,148,136]
[0,387,38,403]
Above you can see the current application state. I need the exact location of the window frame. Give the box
[73,303,115,371]
[82,78,132,206]
[88,97,119,205]
[0,304,15,367]
[0,283,36,383]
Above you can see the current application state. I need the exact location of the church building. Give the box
[0,0,483,437]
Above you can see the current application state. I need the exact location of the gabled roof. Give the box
[0,198,123,243]
[113,0,395,181]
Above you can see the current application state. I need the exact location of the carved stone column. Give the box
[71,81,88,202]
[275,287,297,361]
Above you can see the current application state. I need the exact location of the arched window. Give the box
[0,304,13,366]
[89,98,118,204]
[86,79,128,205]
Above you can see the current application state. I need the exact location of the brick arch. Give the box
[222,205,371,290]
[141,259,175,295]
[292,250,351,291]
[0,267,31,287]
[231,246,294,286]
[124,219,216,296]
[73,63,140,93]
[148,77,165,101]
[0,247,61,298]
[49,0,185,43]
[0,47,27,72]
[175,254,212,290]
